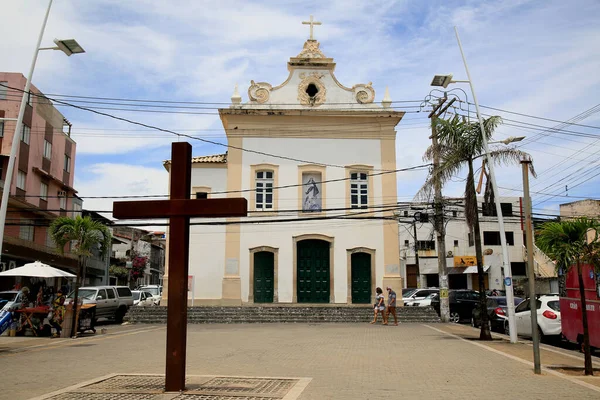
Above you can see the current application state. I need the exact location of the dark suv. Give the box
[431,289,480,323]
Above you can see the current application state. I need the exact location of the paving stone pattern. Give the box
[3,324,599,399]
[125,305,440,324]
[45,375,301,400]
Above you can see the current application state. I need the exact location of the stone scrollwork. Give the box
[296,40,326,59]
[248,80,272,104]
[353,82,375,104]
[298,72,327,107]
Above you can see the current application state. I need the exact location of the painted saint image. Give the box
[303,176,321,212]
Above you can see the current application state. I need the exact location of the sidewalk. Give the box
[0,323,599,399]
[432,323,600,390]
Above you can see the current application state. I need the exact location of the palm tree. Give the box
[419,115,533,340]
[536,218,600,375]
[50,215,112,337]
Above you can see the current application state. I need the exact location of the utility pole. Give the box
[412,219,421,287]
[522,159,541,374]
[428,96,456,322]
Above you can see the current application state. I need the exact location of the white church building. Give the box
[163,21,405,305]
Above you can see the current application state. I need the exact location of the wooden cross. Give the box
[302,15,321,40]
[113,142,247,392]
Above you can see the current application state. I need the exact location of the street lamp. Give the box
[430,26,519,344]
[39,38,86,56]
[489,136,526,145]
[0,0,85,264]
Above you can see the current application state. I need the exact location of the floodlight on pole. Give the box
[38,38,85,56]
[0,0,84,266]
[489,136,526,145]
[428,27,519,344]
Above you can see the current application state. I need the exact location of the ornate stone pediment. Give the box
[296,40,326,59]
[352,83,375,104]
[297,72,327,107]
[248,81,272,104]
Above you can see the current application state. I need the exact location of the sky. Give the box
[1,0,600,223]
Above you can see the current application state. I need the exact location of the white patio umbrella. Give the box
[0,260,75,278]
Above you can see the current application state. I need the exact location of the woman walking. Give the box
[370,287,386,324]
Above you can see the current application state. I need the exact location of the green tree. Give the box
[419,115,533,340]
[536,218,600,375]
[50,215,112,337]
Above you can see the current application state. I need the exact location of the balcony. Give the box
[3,235,78,270]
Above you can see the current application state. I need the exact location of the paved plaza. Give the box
[1,323,600,399]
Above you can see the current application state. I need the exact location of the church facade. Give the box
[163,29,405,305]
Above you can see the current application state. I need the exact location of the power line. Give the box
[1,83,416,172]
[0,85,423,106]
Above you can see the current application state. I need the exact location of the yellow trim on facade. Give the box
[297,164,327,215]
[223,137,243,303]
[249,163,279,217]
[380,134,400,278]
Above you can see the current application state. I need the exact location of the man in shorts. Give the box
[385,286,398,326]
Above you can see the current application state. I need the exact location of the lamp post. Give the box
[489,136,526,145]
[0,0,85,264]
[429,26,518,344]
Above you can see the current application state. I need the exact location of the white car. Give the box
[403,288,439,306]
[138,285,162,305]
[410,293,438,307]
[504,294,561,340]
[132,291,155,307]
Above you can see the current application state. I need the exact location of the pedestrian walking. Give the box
[385,286,398,326]
[370,287,386,324]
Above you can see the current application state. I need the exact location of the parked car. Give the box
[431,289,480,323]
[503,295,562,342]
[471,296,523,332]
[138,285,162,305]
[65,286,134,323]
[486,289,506,296]
[132,291,155,307]
[410,293,438,307]
[0,291,22,312]
[403,288,439,306]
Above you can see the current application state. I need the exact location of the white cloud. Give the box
[75,163,169,224]
[3,0,600,213]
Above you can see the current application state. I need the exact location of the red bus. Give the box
[559,264,600,349]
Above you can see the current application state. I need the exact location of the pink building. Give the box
[0,72,84,289]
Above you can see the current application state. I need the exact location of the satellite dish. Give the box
[484,248,493,255]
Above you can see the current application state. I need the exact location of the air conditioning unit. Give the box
[57,191,67,197]
[447,251,453,257]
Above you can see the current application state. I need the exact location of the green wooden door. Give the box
[351,252,371,303]
[254,251,274,303]
[297,240,330,303]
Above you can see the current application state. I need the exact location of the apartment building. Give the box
[0,73,81,289]
[399,196,558,295]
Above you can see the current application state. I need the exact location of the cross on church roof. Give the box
[302,15,322,40]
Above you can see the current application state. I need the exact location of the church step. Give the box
[125,306,441,324]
